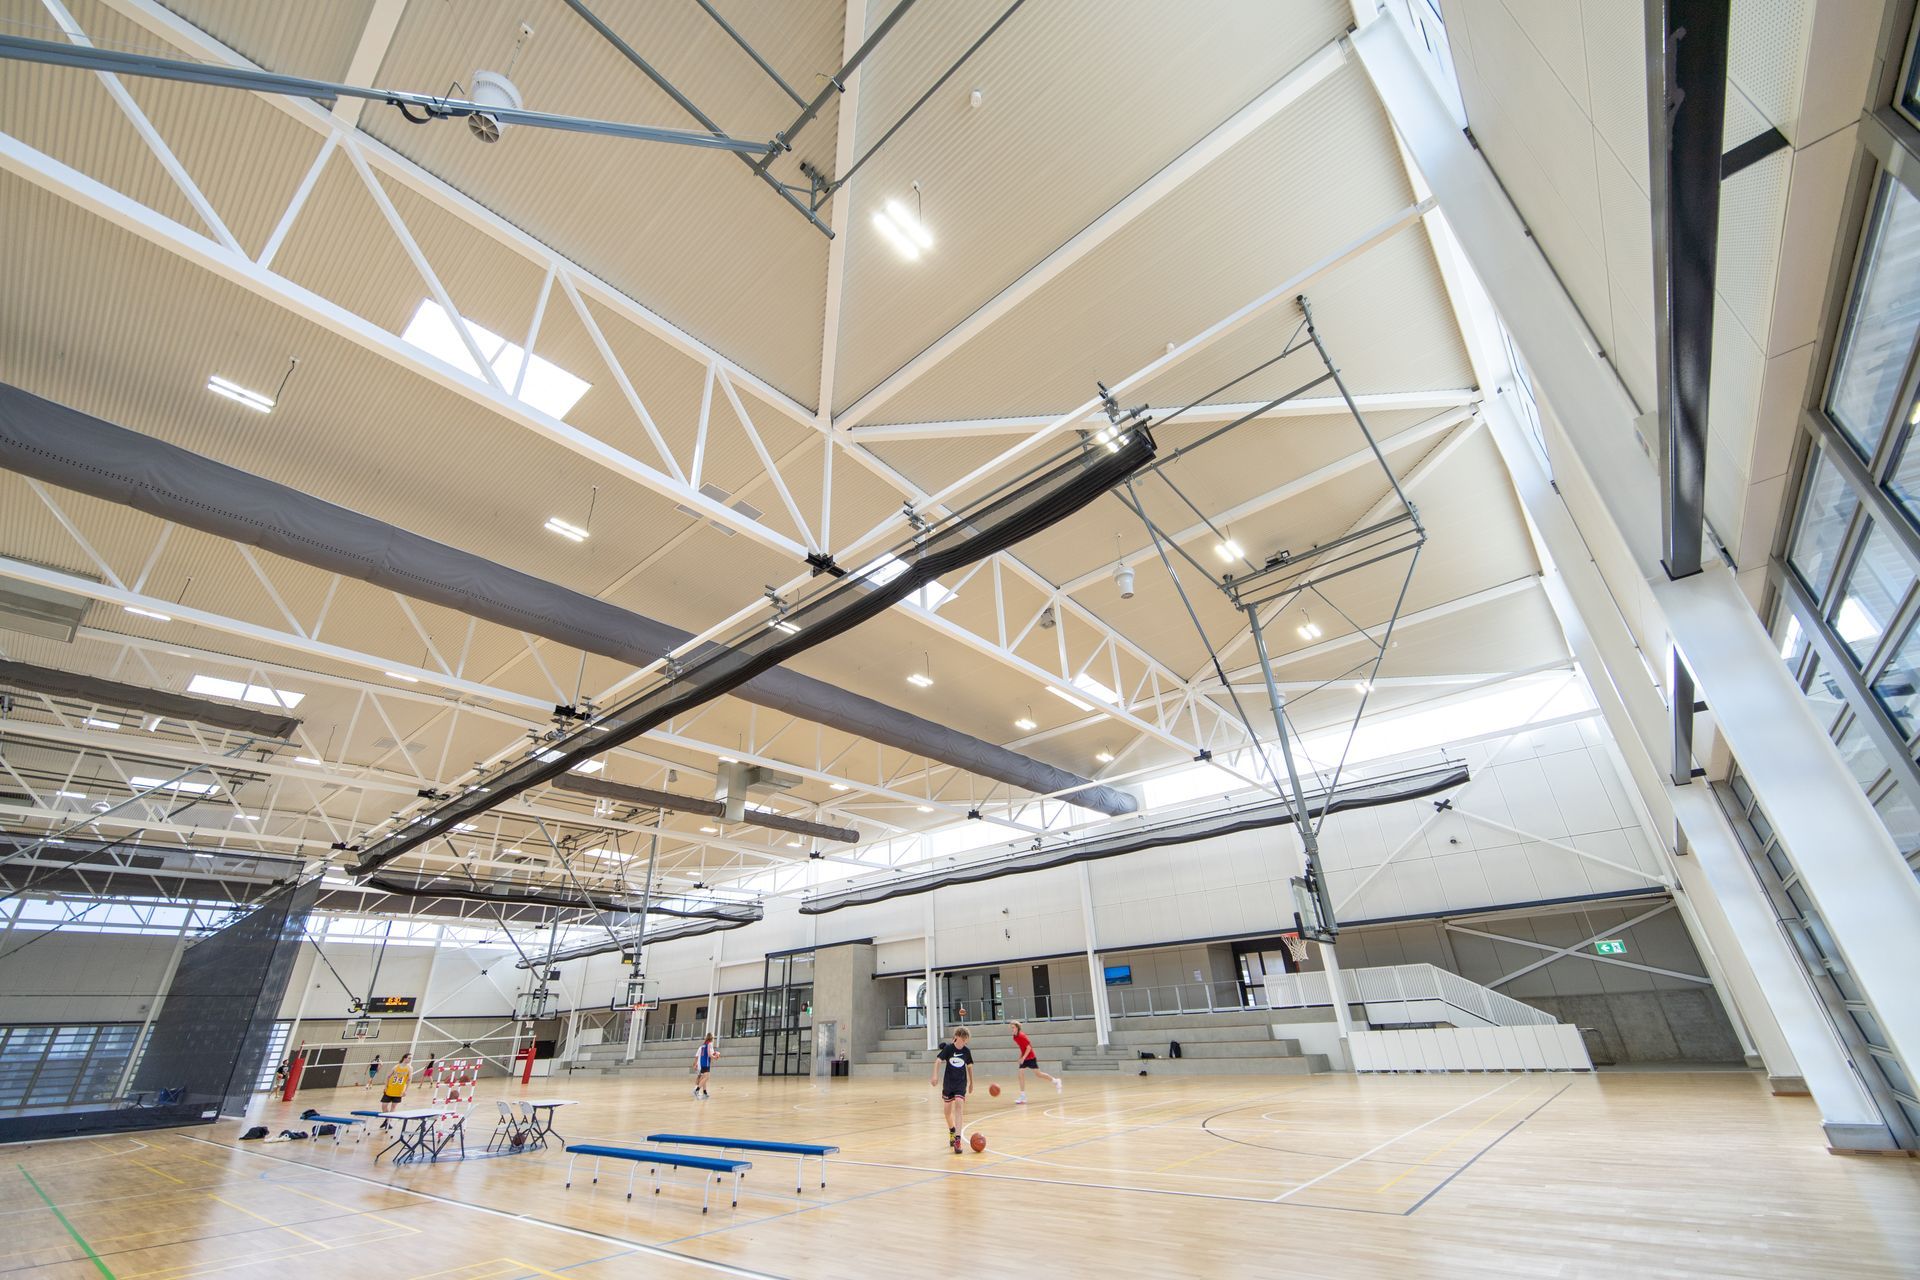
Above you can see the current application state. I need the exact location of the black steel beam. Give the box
[1722,125,1789,178]
[1646,0,1731,581]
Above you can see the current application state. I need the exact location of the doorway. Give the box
[756,950,813,1076]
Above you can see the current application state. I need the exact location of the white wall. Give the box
[0,930,179,1024]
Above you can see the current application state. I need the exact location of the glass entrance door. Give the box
[756,951,814,1076]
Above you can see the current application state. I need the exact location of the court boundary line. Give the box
[1271,1080,1518,1203]
[180,1134,789,1280]
[17,1163,115,1278]
[1402,1082,1572,1215]
[832,1156,1404,1215]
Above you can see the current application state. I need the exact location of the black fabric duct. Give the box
[514,910,759,967]
[361,869,759,921]
[551,774,860,843]
[800,762,1469,914]
[352,424,1157,874]
[0,383,1136,816]
[0,659,300,739]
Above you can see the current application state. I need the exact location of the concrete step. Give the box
[1126,1055,1330,1076]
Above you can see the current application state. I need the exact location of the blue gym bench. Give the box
[644,1133,839,1192]
[300,1113,369,1145]
[563,1143,751,1213]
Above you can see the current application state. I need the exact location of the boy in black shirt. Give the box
[931,1027,974,1154]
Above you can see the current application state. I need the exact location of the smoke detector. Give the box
[1113,563,1135,599]
[467,70,523,143]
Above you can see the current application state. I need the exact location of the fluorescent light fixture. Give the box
[1296,621,1323,641]
[294,756,322,765]
[858,552,954,609]
[232,813,259,822]
[907,672,934,688]
[916,805,933,813]
[401,299,591,419]
[452,822,479,833]
[131,775,217,796]
[1354,679,1372,693]
[871,205,928,260]
[1095,751,1114,763]
[829,782,850,792]
[787,838,803,848]
[123,605,172,622]
[206,373,274,412]
[1046,686,1094,712]
[884,198,934,249]
[1072,673,1119,704]
[1215,540,1243,562]
[383,670,420,683]
[1014,716,1036,731]
[83,718,121,730]
[55,790,86,800]
[571,759,605,775]
[769,618,801,635]
[186,674,305,708]
[544,516,589,542]
[699,825,719,834]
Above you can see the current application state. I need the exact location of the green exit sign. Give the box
[1594,939,1627,956]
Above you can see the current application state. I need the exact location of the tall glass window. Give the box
[1789,449,1859,594]
[1827,176,1920,459]
[1872,616,1920,738]
[1830,521,1914,665]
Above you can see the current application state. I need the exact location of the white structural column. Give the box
[405,925,447,1062]
[1353,19,1912,1145]
[1078,863,1111,1047]
[923,896,938,1052]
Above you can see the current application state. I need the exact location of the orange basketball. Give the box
[970,1132,987,1153]
[988,1083,1000,1097]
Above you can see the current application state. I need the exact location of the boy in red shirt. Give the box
[1009,1019,1061,1104]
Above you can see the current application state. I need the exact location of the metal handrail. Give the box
[886,981,1256,1030]
[1264,963,1556,1027]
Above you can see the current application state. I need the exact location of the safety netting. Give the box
[799,760,1468,914]
[352,424,1156,876]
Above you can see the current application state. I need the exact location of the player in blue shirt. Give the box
[931,1027,975,1154]
[694,1033,716,1098]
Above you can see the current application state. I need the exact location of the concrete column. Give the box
[1079,863,1111,1046]
[1319,940,1354,1040]
[810,941,880,1069]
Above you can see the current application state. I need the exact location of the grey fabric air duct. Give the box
[800,761,1469,913]
[0,658,300,739]
[551,773,860,843]
[0,383,1134,816]
[361,867,760,920]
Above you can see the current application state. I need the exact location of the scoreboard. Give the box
[368,995,417,1013]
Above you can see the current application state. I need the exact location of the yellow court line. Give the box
[128,1159,184,1185]
[205,1193,327,1246]
[1370,1089,1542,1193]
[1149,1145,1227,1174]
[504,1260,586,1280]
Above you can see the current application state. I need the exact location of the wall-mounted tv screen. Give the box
[1103,964,1132,986]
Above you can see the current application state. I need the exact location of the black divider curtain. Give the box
[133,875,320,1117]
[353,426,1155,875]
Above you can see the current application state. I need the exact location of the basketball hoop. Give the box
[1282,934,1310,967]
[342,1018,379,1041]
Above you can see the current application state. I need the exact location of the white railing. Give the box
[1265,964,1557,1028]
[886,982,1255,1030]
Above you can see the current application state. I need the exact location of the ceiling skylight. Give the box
[185,674,304,709]
[131,775,218,796]
[1046,686,1093,712]
[1071,673,1119,704]
[401,299,591,419]
[859,552,954,610]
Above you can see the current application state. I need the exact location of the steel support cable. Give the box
[1119,479,1286,798]
[690,0,807,107]
[1145,318,1314,436]
[559,0,832,235]
[1138,372,1335,475]
[1308,541,1423,838]
[532,816,626,955]
[440,836,540,971]
[1298,296,1421,531]
[753,0,920,176]
[1152,468,1258,576]
[0,33,772,152]
[824,0,1029,199]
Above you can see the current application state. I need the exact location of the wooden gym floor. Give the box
[4,1069,1916,1278]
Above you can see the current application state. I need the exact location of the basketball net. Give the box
[1282,933,1311,967]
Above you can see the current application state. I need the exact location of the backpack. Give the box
[300,1108,319,1119]
[1169,1040,1183,1059]
[240,1125,268,1141]
[313,1124,337,1137]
